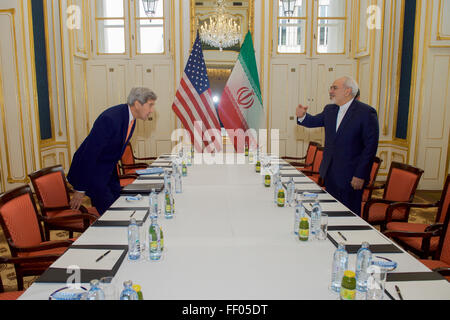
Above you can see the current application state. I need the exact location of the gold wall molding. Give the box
[0,8,29,184]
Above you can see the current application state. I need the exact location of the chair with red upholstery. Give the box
[383,174,450,259]
[361,157,383,212]
[28,165,99,240]
[120,143,157,175]
[301,146,324,186]
[117,163,138,187]
[362,161,424,231]
[0,185,73,290]
[419,199,450,281]
[0,260,24,300]
[282,141,321,172]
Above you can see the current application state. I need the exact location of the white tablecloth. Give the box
[19,161,450,300]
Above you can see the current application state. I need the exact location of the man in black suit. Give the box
[296,77,379,216]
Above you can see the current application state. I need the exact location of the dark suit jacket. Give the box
[67,104,135,213]
[298,99,379,185]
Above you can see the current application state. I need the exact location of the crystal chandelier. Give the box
[199,0,241,51]
[142,0,158,17]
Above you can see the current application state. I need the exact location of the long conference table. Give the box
[19,154,450,300]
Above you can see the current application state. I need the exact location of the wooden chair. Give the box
[419,198,450,282]
[0,185,73,290]
[362,161,424,231]
[301,146,324,186]
[117,163,138,187]
[28,165,99,240]
[361,156,383,213]
[384,175,450,259]
[282,141,321,172]
[120,143,157,175]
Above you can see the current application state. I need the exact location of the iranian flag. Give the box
[218,31,265,152]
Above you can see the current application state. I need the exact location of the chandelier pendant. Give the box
[199,0,241,51]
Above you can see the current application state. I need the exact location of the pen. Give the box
[395,285,404,300]
[130,210,136,218]
[376,256,393,262]
[337,232,347,241]
[95,250,111,263]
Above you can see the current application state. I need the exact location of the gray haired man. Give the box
[68,87,157,214]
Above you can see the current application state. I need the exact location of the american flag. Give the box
[172,33,222,153]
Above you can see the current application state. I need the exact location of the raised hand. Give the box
[296,104,309,118]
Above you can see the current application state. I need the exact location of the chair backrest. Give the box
[437,193,450,264]
[305,142,321,166]
[383,162,424,202]
[368,157,382,186]
[0,185,44,253]
[312,147,324,173]
[121,143,135,166]
[28,165,71,212]
[436,175,450,224]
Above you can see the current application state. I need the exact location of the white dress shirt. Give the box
[335,98,354,132]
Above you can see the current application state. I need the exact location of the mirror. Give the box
[191,0,254,68]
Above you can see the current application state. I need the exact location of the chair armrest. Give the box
[433,267,450,276]
[43,212,98,224]
[134,156,157,161]
[0,255,62,265]
[301,170,319,177]
[118,173,138,179]
[10,239,73,253]
[121,163,149,169]
[281,156,306,160]
[385,201,439,224]
[383,230,437,239]
[362,198,397,221]
[424,223,444,233]
[288,161,309,167]
[365,183,386,191]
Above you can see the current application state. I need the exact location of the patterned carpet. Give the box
[0,190,442,294]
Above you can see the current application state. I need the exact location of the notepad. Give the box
[111,196,149,208]
[304,202,349,212]
[328,229,391,246]
[281,176,313,183]
[136,167,165,175]
[295,184,323,191]
[51,248,125,271]
[99,210,148,222]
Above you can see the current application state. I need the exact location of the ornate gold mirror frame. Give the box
[190,0,254,54]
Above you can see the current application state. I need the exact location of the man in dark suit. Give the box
[296,77,379,216]
[67,87,157,214]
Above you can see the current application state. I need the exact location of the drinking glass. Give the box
[366,265,387,300]
[318,213,328,240]
[99,276,117,300]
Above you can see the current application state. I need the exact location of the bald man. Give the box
[296,77,379,216]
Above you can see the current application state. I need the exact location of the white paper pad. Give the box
[281,176,313,183]
[295,184,323,191]
[385,281,450,300]
[132,178,164,184]
[51,248,124,270]
[280,168,299,173]
[304,202,349,212]
[99,210,147,222]
[328,229,391,246]
[111,196,149,208]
